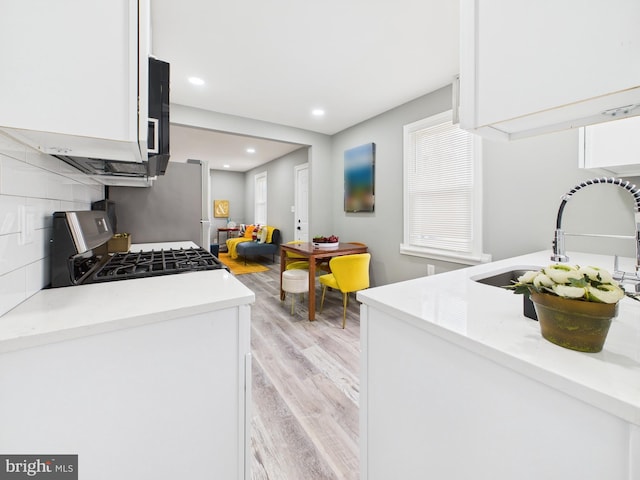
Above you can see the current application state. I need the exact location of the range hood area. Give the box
[54,153,169,178]
[54,57,171,179]
[0,55,170,182]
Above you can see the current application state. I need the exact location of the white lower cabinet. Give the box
[360,304,639,480]
[0,306,251,479]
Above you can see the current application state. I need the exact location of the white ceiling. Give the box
[170,124,304,171]
[151,0,460,170]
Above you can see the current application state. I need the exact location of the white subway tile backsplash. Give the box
[0,232,21,275]
[45,168,77,201]
[0,230,45,277]
[26,257,49,295]
[0,268,26,317]
[0,134,103,315]
[26,198,61,229]
[0,194,24,234]
[0,155,49,198]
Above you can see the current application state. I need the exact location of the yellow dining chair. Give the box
[284,240,310,271]
[284,240,331,273]
[318,253,371,328]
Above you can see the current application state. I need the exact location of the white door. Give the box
[294,163,309,242]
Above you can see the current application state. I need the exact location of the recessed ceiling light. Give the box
[312,108,325,117]
[246,148,256,154]
[223,164,230,169]
[188,77,205,86]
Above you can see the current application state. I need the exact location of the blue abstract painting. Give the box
[344,143,375,212]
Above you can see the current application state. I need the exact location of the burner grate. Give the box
[92,247,226,282]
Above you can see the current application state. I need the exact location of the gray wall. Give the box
[172,105,333,238]
[483,129,637,262]
[174,96,639,289]
[332,85,638,286]
[210,169,246,244]
[244,147,309,244]
[331,86,454,286]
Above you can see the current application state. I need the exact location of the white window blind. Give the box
[254,172,267,225]
[402,110,488,265]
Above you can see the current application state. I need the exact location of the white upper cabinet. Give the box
[579,115,640,176]
[459,0,640,141]
[0,0,149,162]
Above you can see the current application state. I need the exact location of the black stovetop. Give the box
[89,247,227,283]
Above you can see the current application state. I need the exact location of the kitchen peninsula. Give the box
[358,250,640,480]
[0,268,254,480]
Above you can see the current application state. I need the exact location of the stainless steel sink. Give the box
[471,266,540,288]
[470,266,541,320]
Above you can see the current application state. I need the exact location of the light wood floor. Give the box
[235,263,361,480]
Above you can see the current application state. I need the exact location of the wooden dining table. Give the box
[280,242,369,321]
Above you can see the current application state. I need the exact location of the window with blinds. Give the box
[401,110,487,265]
[254,172,267,225]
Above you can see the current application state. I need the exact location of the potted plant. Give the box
[508,264,625,352]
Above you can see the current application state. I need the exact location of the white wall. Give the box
[0,133,103,316]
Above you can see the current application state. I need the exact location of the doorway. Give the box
[294,163,309,241]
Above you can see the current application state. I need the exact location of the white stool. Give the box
[282,269,309,315]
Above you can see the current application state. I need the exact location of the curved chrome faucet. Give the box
[551,177,640,285]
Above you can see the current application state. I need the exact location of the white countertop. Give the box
[358,250,640,425]
[0,269,255,354]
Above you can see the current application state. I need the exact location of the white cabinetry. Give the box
[0,269,254,479]
[359,303,639,480]
[579,115,640,176]
[0,307,251,480]
[0,0,148,162]
[459,0,640,140]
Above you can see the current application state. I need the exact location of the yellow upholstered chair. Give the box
[318,253,371,328]
[284,241,310,271]
[284,240,330,273]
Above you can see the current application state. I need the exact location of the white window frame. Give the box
[400,110,490,265]
[254,171,267,225]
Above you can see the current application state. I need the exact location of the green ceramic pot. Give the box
[530,291,618,353]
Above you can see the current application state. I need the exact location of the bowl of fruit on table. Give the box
[313,235,339,249]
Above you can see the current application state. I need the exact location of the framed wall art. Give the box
[344,142,375,212]
[214,199,230,218]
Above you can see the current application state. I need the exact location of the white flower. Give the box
[578,265,614,284]
[517,270,539,284]
[533,273,554,289]
[587,284,625,304]
[510,263,624,304]
[552,284,587,299]
[543,264,582,284]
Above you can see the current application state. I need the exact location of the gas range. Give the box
[92,247,224,283]
[50,210,226,288]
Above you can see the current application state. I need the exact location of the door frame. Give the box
[294,162,309,242]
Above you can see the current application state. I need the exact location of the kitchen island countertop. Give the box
[0,268,254,354]
[357,250,640,425]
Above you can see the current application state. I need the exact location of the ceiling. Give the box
[170,124,304,171]
[151,0,460,170]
